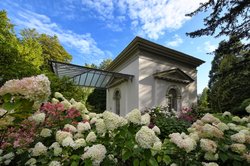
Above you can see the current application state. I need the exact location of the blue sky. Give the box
[0,0,226,93]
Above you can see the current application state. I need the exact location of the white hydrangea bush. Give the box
[164,108,250,166]
[0,91,164,166]
[1,75,249,165]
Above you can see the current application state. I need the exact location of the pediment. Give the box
[153,68,194,84]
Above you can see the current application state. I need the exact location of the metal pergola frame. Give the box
[49,60,134,89]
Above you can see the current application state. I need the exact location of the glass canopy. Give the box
[49,60,134,89]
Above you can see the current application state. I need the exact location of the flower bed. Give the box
[0,75,249,166]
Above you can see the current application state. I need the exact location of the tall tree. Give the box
[38,33,72,69]
[99,58,112,70]
[20,29,72,69]
[0,11,39,85]
[186,0,250,44]
[209,36,250,114]
[19,29,43,69]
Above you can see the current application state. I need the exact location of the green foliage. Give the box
[186,0,249,43]
[87,88,106,113]
[146,107,191,140]
[155,117,190,140]
[45,71,93,103]
[198,87,211,113]
[208,36,250,115]
[85,59,112,113]
[99,58,112,70]
[0,10,40,85]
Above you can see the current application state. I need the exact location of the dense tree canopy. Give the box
[0,11,40,84]
[208,36,250,114]
[20,29,72,70]
[186,0,250,44]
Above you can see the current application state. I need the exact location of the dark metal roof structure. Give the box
[154,68,194,84]
[49,60,134,89]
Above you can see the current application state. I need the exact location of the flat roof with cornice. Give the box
[107,36,205,71]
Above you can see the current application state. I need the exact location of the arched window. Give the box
[167,88,177,111]
[114,90,121,115]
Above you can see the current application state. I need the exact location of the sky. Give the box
[0,0,226,94]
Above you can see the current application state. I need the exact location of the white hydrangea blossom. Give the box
[189,132,200,142]
[40,128,52,138]
[25,158,36,166]
[152,141,162,151]
[95,119,107,135]
[72,102,87,112]
[53,147,62,156]
[31,142,47,156]
[30,113,45,124]
[51,98,59,104]
[202,162,219,166]
[62,136,75,147]
[243,153,250,163]
[74,138,86,149]
[135,126,160,149]
[0,108,7,117]
[61,100,71,110]
[4,160,11,165]
[54,92,64,99]
[170,164,178,166]
[152,126,161,135]
[231,132,246,143]
[215,122,229,131]
[86,132,97,143]
[232,116,242,123]
[49,142,60,149]
[200,139,217,153]
[241,117,248,123]
[222,111,231,117]
[102,111,121,131]
[202,124,223,138]
[56,131,73,143]
[201,113,220,124]
[90,117,97,124]
[49,142,62,156]
[245,104,250,114]
[227,123,237,130]
[64,124,77,133]
[239,129,250,135]
[49,142,63,156]
[96,113,103,118]
[126,109,141,125]
[89,113,97,118]
[204,152,218,161]
[81,144,107,166]
[74,132,84,139]
[230,143,246,154]
[141,113,150,125]
[2,152,14,160]
[77,122,91,133]
[169,133,197,153]
[49,161,61,166]
[0,74,51,103]
[83,114,90,120]
[108,154,118,163]
[119,117,128,127]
